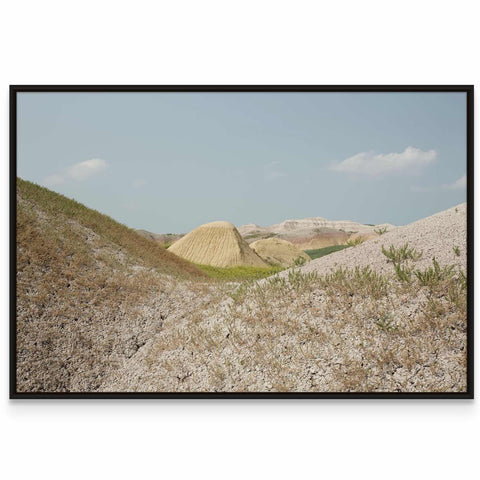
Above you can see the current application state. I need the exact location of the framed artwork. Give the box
[10,85,473,398]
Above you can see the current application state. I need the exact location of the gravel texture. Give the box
[100,205,468,393]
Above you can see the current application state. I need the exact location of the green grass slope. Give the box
[304,244,349,260]
[195,264,283,281]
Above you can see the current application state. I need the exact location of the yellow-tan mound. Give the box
[168,221,268,268]
[250,238,311,267]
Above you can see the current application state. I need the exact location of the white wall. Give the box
[1,2,477,479]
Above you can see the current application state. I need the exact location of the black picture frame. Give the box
[10,85,474,399]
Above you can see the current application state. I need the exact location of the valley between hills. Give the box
[16,178,467,393]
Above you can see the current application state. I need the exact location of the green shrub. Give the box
[374,226,388,235]
[321,266,387,299]
[346,237,364,247]
[288,268,319,292]
[381,243,422,264]
[293,256,308,267]
[394,263,412,283]
[375,313,398,332]
[381,243,422,283]
[414,258,455,288]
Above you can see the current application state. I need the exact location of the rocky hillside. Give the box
[16,185,467,394]
[298,203,467,276]
[16,179,206,392]
[101,204,467,393]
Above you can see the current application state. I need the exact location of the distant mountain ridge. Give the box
[139,216,396,251]
[239,217,395,236]
[238,216,395,249]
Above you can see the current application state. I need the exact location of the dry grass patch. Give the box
[111,258,467,393]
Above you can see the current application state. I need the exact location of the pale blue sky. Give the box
[17,92,467,233]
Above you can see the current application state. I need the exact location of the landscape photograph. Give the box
[12,87,471,396]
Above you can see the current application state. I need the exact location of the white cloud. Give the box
[42,158,108,187]
[443,174,466,190]
[331,147,437,176]
[264,161,287,181]
[65,158,108,181]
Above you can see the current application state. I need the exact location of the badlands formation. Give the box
[141,214,395,253]
[168,221,268,268]
[102,203,467,393]
[239,217,394,249]
[17,178,467,394]
[250,238,310,267]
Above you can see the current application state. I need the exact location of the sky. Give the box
[17,92,467,233]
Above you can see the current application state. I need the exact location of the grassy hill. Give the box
[16,178,206,392]
[17,178,205,279]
